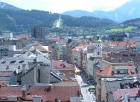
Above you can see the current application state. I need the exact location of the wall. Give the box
[21,67,38,85]
[96,76,101,102]
[101,80,107,102]
[40,65,50,83]
[72,51,81,68]
[21,64,51,85]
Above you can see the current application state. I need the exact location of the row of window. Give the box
[1,60,24,64]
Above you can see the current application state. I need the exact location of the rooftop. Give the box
[96,64,137,77]
[72,44,87,52]
[0,72,12,77]
[0,84,81,102]
[109,41,136,47]
[105,78,135,92]
[112,88,140,101]
[52,60,75,70]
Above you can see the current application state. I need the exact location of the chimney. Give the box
[55,98,61,102]
[22,90,26,99]
[44,86,51,93]
[128,61,134,66]
[33,96,42,102]
[21,87,26,98]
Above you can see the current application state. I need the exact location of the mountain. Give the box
[121,18,140,33]
[0,8,116,32]
[123,18,140,27]
[63,0,140,22]
[0,2,21,10]
[62,10,93,17]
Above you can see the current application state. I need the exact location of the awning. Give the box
[75,68,81,73]
[88,85,95,89]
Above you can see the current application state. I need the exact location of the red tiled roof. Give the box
[112,88,140,101]
[0,72,12,77]
[48,37,60,42]
[96,65,113,77]
[0,81,9,85]
[96,65,137,77]
[110,41,136,47]
[72,44,87,52]
[17,35,28,40]
[0,86,22,98]
[0,85,80,102]
[52,60,75,70]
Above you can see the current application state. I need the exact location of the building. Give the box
[72,44,87,68]
[2,31,13,40]
[31,27,46,40]
[95,60,138,102]
[0,82,81,102]
[52,60,76,80]
[18,61,51,85]
[109,88,140,102]
[85,38,102,80]
[66,39,79,64]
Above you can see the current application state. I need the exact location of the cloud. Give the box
[39,0,131,13]
[1,0,22,4]
[1,0,131,13]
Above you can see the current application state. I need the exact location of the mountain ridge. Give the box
[63,0,140,22]
[0,2,21,10]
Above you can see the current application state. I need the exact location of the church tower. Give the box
[93,35,102,63]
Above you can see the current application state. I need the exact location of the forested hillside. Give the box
[0,9,116,32]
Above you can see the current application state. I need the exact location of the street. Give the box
[75,75,96,102]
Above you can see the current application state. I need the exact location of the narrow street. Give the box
[75,75,96,102]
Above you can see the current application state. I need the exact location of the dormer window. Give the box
[130,69,135,74]
[1,61,6,64]
[60,64,66,68]
[117,70,120,74]
[10,61,16,64]
[19,60,24,63]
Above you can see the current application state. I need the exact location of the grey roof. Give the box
[105,79,135,92]
[70,97,81,102]
[113,66,128,70]
[0,50,50,72]
[128,97,140,102]
[0,57,33,72]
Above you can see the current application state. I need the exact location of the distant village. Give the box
[0,25,140,102]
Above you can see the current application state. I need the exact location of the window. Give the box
[19,60,24,63]
[18,66,20,69]
[89,57,94,61]
[1,61,6,64]
[117,70,120,74]
[97,52,100,55]
[10,61,16,64]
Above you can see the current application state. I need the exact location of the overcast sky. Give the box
[1,0,131,13]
